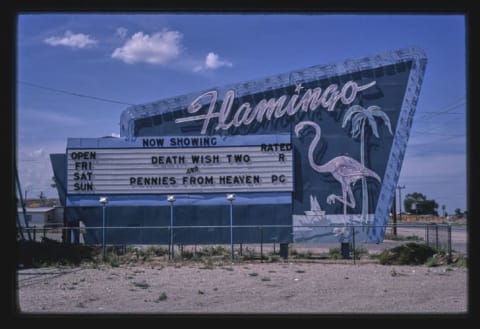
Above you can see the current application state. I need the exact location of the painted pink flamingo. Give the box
[294,121,381,224]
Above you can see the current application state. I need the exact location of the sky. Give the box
[16,13,467,214]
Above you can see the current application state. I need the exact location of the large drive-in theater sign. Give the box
[51,47,427,245]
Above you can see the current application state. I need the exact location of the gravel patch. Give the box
[16,261,467,314]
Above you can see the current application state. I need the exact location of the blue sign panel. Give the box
[52,47,427,244]
[119,46,427,243]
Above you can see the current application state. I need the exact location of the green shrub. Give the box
[267,255,280,263]
[155,292,168,302]
[328,247,342,259]
[18,238,99,267]
[378,242,437,265]
[238,247,256,260]
[199,245,228,257]
[405,235,423,241]
[132,281,150,289]
[449,254,467,267]
[353,246,369,259]
[199,258,214,269]
[384,233,423,241]
[104,253,121,267]
[181,249,195,260]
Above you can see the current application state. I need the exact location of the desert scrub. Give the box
[155,292,168,302]
[289,248,298,257]
[198,245,228,257]
[378,242,437,265]
[18,238,99,267]
[180,249,195,260]
[104,252,122,267]
[449,254,467,267]
[384,233,423,241]
[328,247,342,260]
[237,247,256,261]
[266,255,280,262]
[199,258,214,269]
[132,281,150,289]
[352,246,369,259]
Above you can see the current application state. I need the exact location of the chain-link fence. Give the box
[18,222,457,264]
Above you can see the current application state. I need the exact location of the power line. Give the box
[415,98,466,121]
[406,131,465,147]
[417,112,463,115]
[18,80,135,106]
[411,131,465,137]
[18,80,467,119]
[416,135,465,143]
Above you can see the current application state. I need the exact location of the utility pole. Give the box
[397,185,406,222]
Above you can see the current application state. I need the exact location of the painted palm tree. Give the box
[342,105,393,223]
[294,121,381,226]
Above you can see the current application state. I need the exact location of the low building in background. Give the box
[17,207,63,228]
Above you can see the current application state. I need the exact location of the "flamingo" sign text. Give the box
[175,80,376,134]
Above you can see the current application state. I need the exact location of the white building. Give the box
[17,207,63,228]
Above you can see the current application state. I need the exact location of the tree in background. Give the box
[404,192,439,216]
[454,208,464,218]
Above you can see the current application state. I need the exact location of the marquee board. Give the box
[66,136,293,195]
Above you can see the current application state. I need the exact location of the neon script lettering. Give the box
[175,81,376,134]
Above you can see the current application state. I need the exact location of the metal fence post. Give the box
[226,194,235,261]
[447,225,452,263]
[426,224,430,247]
[352,225,356,265]
[424,224,427,245]
[230,200,233,261]
[167,195,176,260]
[102,205,106,260]
[99,196,109,260]
[170,203,174,260]
[260,226,263,263]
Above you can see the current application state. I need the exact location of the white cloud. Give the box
[30,149,45,158]
[193,52,233,72]
[205,52,233,69]
[115,27,128,38]
[111,30,183,64]
[111,132,120,138]
[44,30,98,48]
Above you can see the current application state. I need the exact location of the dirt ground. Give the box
[16,260,467,314]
